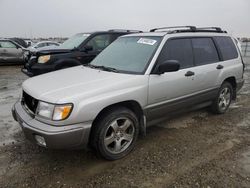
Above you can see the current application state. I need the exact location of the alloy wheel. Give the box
[104,117,135,154]
[218,87,231,111]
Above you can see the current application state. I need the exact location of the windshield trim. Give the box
[140,36,163,75]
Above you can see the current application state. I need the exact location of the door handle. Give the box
[216,64,224,70]
[185,71,195,77]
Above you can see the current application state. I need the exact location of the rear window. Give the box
[214,36,238,60]
[192,38,219,65]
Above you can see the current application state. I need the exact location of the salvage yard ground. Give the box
[0,58,250,188]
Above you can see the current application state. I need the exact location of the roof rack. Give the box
[150,26,196,32]
[108,29,143,33]
[195,27,227,33]
[149,26,227,34]
[197,27,222,31]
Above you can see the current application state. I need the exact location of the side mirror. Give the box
[157,60,180,74]
[83,45,93,52]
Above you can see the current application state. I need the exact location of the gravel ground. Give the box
[0,58,250,188]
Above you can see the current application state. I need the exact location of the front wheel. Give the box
[211,82,233,114]
[91,107,139,160]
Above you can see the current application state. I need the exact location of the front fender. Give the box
[68,77,149,124]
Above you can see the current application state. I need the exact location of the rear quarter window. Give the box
[214,36,238,61]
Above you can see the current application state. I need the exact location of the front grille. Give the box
[22,91,39,114]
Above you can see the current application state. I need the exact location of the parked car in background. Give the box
[0,39,28,65]
[22,30,142,76]
[12,26,244,160]
[27,41,60,53]
[9,38,29,48]
[24,39,34,47]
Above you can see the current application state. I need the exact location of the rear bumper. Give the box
[12,102,92,149]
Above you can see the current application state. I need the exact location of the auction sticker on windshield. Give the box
[137,38,157,45]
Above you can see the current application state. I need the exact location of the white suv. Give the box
[12,26,244,160]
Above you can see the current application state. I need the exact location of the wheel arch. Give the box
[89,100,146,146]
[223,76,237,100]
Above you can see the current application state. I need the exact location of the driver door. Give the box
[79,34,112,64]
[147,38,197,121]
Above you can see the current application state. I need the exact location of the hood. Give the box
[22,66,146,103]
[36,48,72,55]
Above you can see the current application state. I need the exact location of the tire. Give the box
[211,81,233,114]
[91,107,139,160]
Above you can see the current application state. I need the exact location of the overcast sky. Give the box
[0,0,249,38]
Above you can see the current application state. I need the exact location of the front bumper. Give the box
[21,68,34,77]
[23,56,55,77]
[12,102,92,149]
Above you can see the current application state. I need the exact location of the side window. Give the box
[86,34,111,51]
[214,36,238,60]
[0,41,17,48]
[37,43,47,48]
[48,43,57,46]
[192,38,219,65]
[157,38,194,69]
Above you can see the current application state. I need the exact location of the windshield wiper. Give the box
[83,64,119,73]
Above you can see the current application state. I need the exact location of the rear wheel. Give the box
[91,107,139,160]
[211,82,233,114]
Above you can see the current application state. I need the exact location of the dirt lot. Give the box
[0,59,250,188]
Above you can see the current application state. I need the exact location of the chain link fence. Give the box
[242,42,250,57]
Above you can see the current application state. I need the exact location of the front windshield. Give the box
[59,33,90,49]
[90,36,162,74]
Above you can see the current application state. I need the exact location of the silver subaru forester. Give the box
[12,26,244,160]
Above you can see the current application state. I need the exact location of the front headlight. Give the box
[36,101,54,119]
[36,101,73,121]
[38,55,50,64]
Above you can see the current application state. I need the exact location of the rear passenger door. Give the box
[0,41,23,62]
[147,38,197,120]
[190,37,221,93]
[213,36,242,81]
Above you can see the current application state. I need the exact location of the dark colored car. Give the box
[22,30,142,76]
